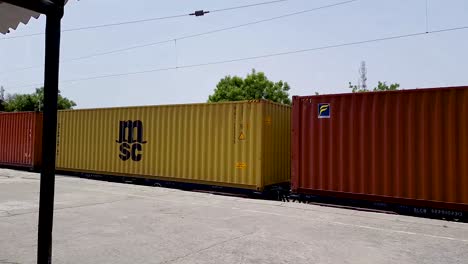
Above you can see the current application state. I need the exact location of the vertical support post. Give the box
[37,3,63,263]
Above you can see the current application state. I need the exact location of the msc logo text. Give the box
[116,120,147,161]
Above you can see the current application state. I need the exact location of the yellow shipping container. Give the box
[56,100,290,191]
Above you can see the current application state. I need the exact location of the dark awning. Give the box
[0,1,41,34]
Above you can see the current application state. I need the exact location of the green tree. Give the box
[4,94,36,112]
[349,81,400,93]
[3,87,76,112]
[208,69,291,105]
[373,81,400,91]
[0,86,5,111]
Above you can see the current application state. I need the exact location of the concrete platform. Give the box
[1,168,467,264]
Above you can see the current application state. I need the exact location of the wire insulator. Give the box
[190,10,210,16]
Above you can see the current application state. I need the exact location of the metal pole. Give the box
[37,3,63,263]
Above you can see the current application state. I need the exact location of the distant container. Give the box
[0,112,43,169]
[56,100,290,191]
[291,86,468,211]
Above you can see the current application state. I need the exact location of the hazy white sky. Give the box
[1,0,468,109]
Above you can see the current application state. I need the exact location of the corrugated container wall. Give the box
[292,87,468,211]
[0,112,43,169]
[56,100,290,190]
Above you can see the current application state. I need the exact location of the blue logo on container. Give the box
[318,103,330,118]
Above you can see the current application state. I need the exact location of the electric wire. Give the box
[209,0,288,13]
[0,0,359,74]
[9,25,468,90]
[0,0,292,40]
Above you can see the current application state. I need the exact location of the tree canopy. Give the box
[373,81,400,92]
[0,86,5,111]
[208,69,291,105]
[349,81,400,93]
[1,87,76,112]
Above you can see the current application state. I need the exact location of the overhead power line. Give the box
[0,0,291,40]
[0,0,358,75]
[190,0,292,16]
[10,25,468,90]
[210,0,288,13]
[177,0,358,41]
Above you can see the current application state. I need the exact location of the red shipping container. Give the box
[291,86,468,211]
[0,112,43,169]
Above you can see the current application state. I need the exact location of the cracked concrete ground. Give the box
[0,168,467,264]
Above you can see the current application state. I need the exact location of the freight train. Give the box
[1,86,467,221]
